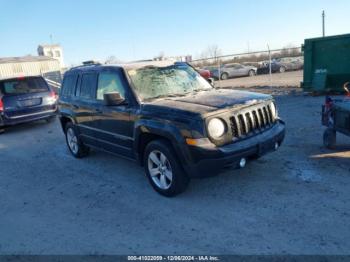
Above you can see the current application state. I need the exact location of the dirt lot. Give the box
[1,87,350,255]
[216,70,303,88]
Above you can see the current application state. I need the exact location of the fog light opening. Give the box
[239,158,246,169]
[274,142,279,150]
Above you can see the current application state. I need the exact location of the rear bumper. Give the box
[184,120,285,178]
[0,107,57,127]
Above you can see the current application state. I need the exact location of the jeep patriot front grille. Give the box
[230,104,276,138]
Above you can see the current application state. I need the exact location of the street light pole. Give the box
[322,10,326,37]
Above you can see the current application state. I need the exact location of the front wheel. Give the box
[221,73,229,80]
[144,140,189,197]
[65,122,90,158]
[248,70,255,77]
[279,66,286,73]
[323,128,336,149]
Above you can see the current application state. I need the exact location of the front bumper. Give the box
[184,120,285,178]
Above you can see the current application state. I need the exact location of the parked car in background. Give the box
[257,61,284,74]
[242,62,260,68]
[197,68,211,80]
[58,61,285,196]
[211,63,257,80]
[257,58,304,75]
[275,57,304,72]
[0,76,57,133]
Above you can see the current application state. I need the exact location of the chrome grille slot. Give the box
[229,103,277,140]
[258,108,265,126]
[237,114,246,136]
[230,116,239,138]
[245,112,253,133]
[252,110,260,129]
[263,106,270,125]
[267,104,274,122]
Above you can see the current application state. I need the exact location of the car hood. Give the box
[142,89,272,117]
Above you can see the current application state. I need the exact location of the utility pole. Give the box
[322,10,325,37]
[267,44,272,85]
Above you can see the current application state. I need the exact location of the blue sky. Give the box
[0,0,349,65]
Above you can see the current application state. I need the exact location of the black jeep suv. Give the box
[59,61,285,196]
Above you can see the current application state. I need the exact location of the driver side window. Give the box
[96,71,126,100]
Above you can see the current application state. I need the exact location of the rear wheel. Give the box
[248,70,255,77]
[65,122,90,158]
[323,128,336,149]
[279,66,286,73]
[221,73,229,80]
[144,139,189,197]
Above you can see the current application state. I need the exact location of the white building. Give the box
[0,56,62,85]
[37,44,64,68]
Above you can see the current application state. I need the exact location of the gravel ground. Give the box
[0,88,350,255]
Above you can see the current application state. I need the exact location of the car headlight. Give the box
[270,102,277,120]
[207,118,226,139]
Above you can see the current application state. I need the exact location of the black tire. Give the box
[221,73,229,80]
[65,122,90,158]
[279,66,286,73]
[144,139,190,197]
[248,70,255,77]
[323,128,336,149]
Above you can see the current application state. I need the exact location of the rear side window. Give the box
[0,77,48,95]
[79,73,97,99]
[61,74,78,97]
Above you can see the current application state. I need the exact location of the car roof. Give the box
[0,75,43,82]
[224,63,241,66]
[66,60,180,75]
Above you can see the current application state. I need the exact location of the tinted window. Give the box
[80,73,97,99]
[96,72,125,100]
[0,77,48,95]
[61,74,78,96]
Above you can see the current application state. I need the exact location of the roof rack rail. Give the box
[69,60,101,70]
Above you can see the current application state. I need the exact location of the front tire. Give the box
[323,128,336,149]
[144,139,189,197]
[279,66,286,73]
[248,70,255,77]
[65,122,90,158]
[221,73,229,80]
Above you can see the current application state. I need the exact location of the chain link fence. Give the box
[189,47,303,86]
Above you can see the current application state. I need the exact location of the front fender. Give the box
[134,119,194,167]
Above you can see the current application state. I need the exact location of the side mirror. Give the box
[103,92,126,106]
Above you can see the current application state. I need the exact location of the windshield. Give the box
[127,64,213,101]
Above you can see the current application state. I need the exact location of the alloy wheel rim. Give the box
[147,150,173,190]
[67,128,79,154]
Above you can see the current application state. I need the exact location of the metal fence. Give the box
[189,47,303,84]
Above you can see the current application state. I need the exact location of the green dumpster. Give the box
[302,33,350,93]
